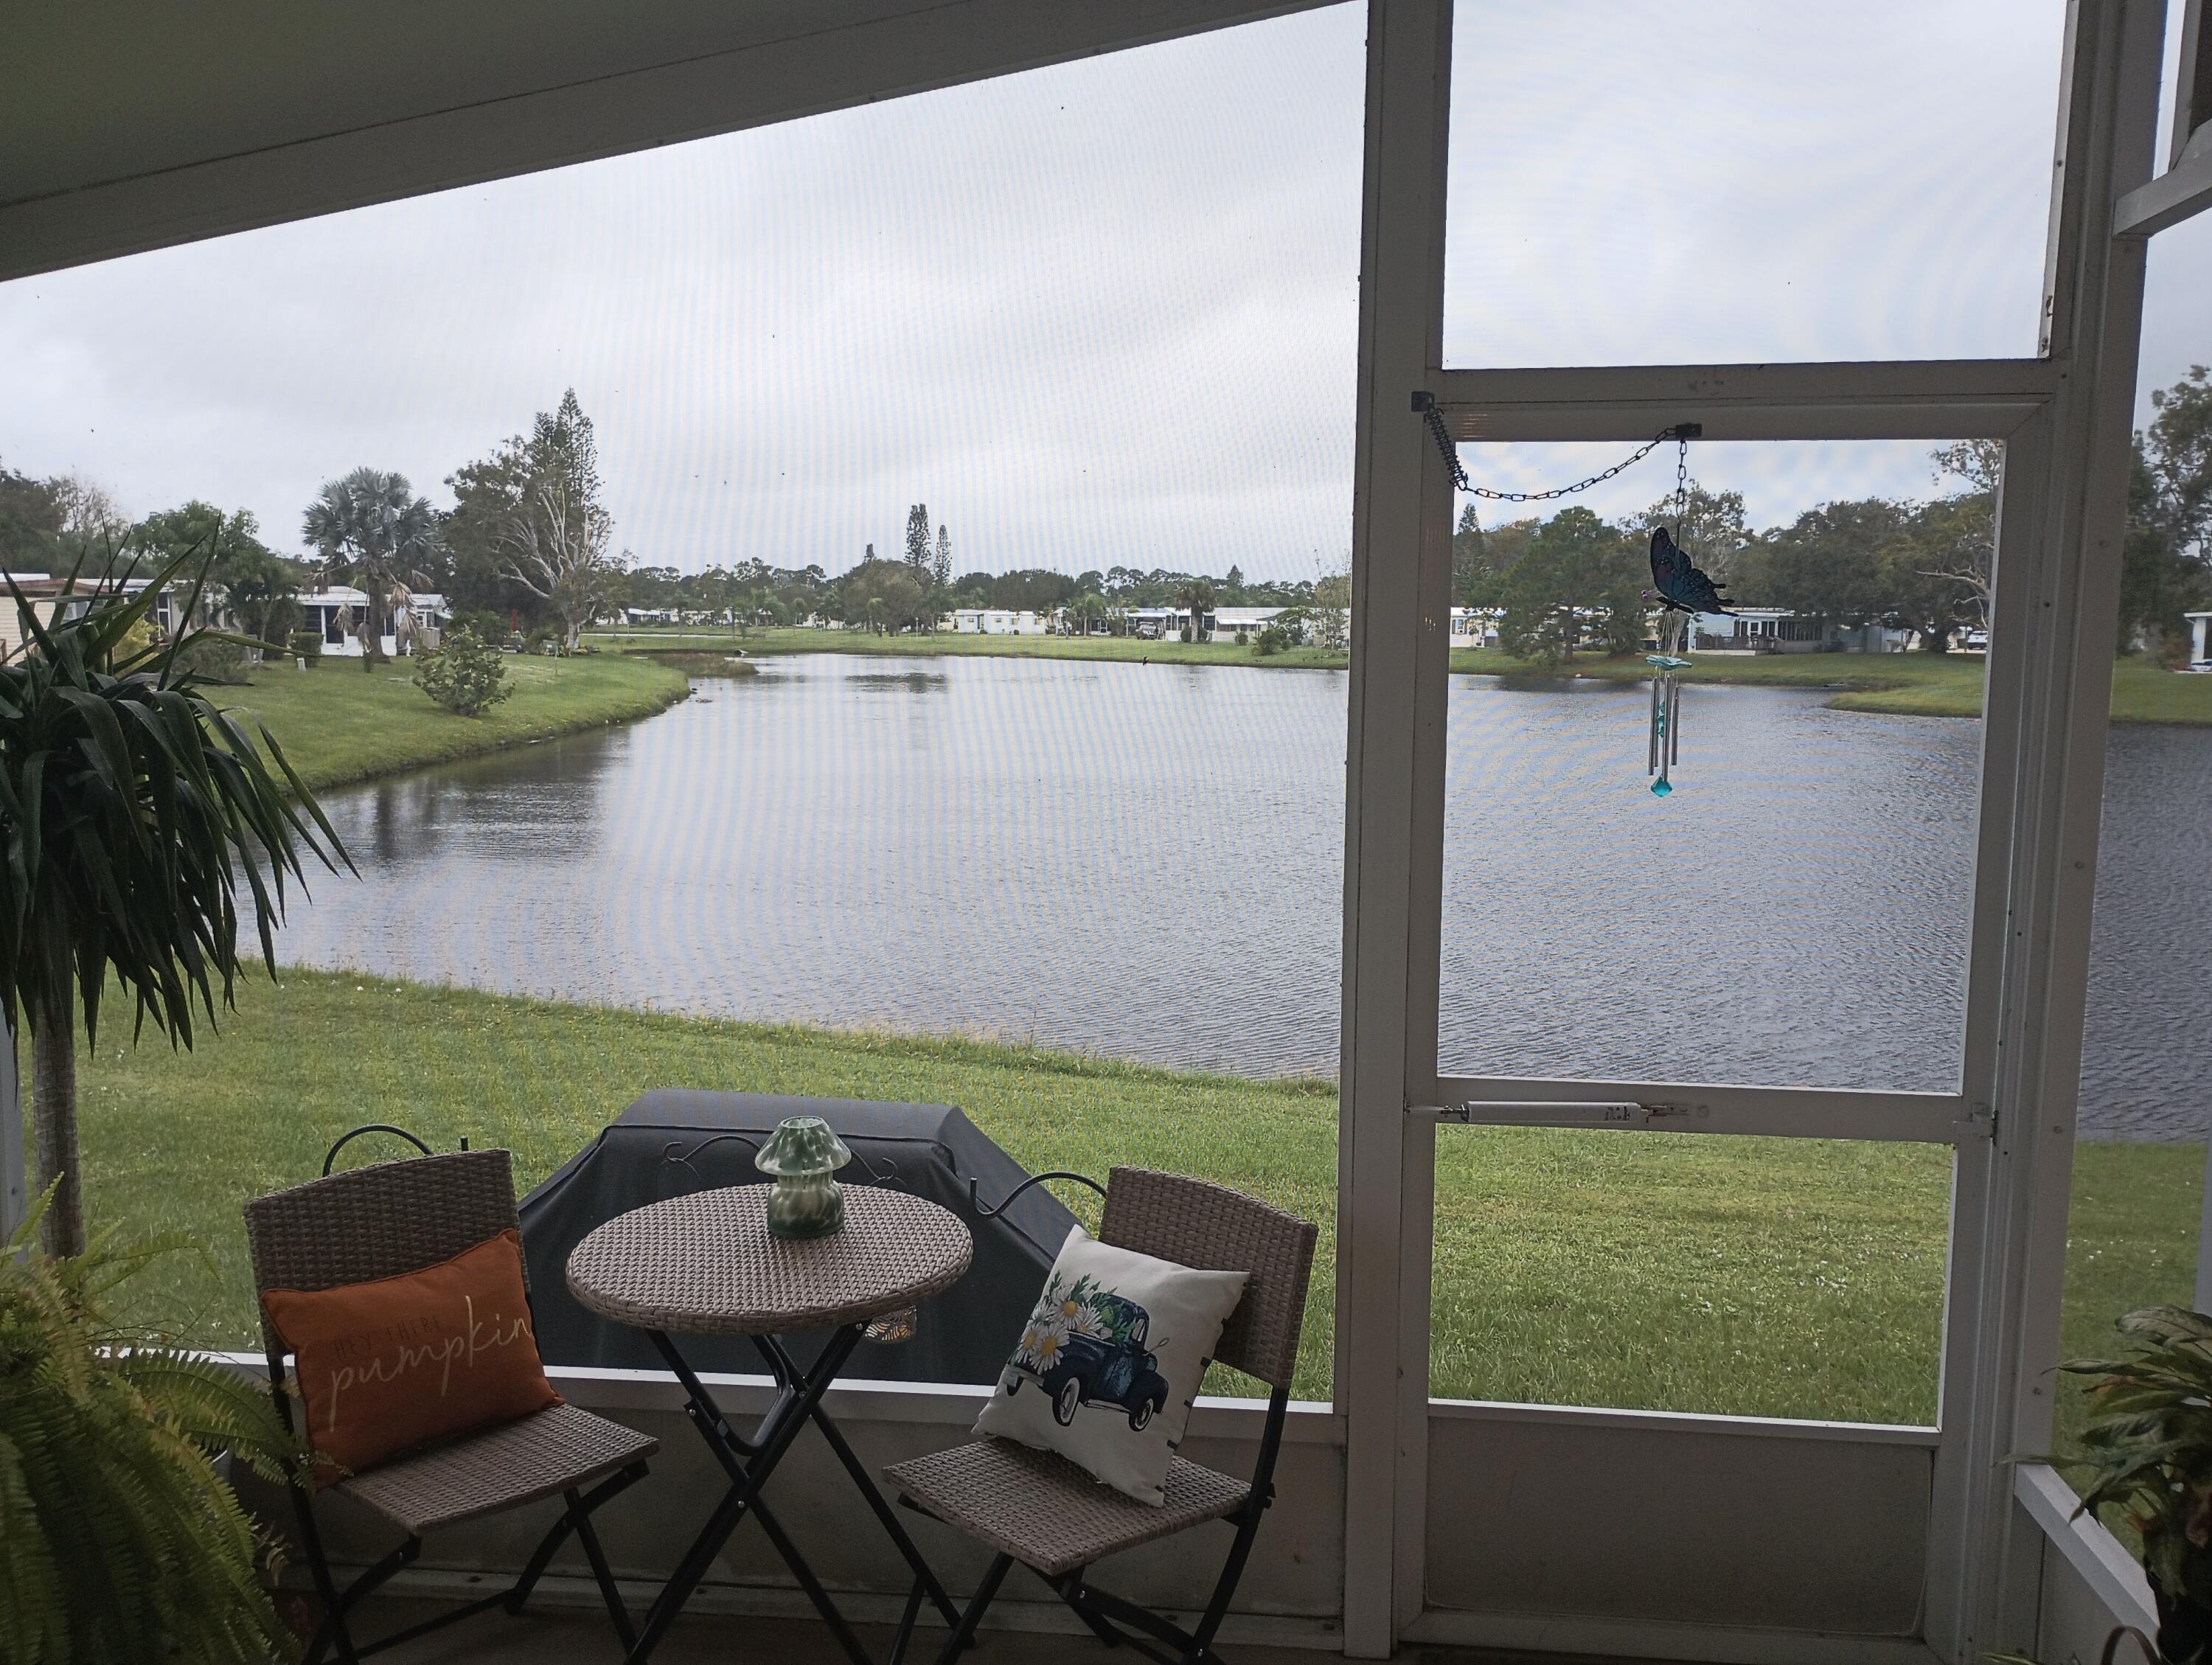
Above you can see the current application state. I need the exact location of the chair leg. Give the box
[1186,1504,1267,1658]
[1053,1569,1127,1649]
[288,1482,358,1665]
[568,1490,636,1650]
[932,1553,1013,1665]
[502,1506,580,1616]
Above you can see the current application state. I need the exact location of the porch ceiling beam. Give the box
[0,0,1334,284]
[1427,358,2059,442]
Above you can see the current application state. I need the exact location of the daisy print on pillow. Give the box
[977,1225,1245,1506]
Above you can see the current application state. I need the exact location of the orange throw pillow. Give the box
[262,1228,561,1483]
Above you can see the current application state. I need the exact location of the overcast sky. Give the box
[1,1,2206,581]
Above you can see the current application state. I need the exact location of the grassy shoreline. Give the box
[75,967,2196,1428]
[215,653,692,793]
[590,627,2212,726]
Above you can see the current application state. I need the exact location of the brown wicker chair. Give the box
[884,1167,1318,1665]
[245,1147,657,1664]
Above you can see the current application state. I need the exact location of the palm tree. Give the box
[1,566,347,1254]
[302,467,439,670]
[1174,577,1217,643]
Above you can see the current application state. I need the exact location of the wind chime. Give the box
[1413,395,1731,796]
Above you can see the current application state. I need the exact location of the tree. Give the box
[1066,592,1108,636]
[1173,576,1217,642]
[1452,504,1489,605]
[934,524,953,594]
[1914,441,2001,636]
[49,473,129,544]
[1630,482,1750,585]
[444,442,538,628]
[136,501,305,648]
[1756,499,1907,625]
[2118,446,2204,658]
[490,390,629,653]
[2145,365,2212,563]
[990,569,1078,612]
[1454,512,1538,610]
[0,462,61,566]
[2115,366,2212,656]
[414,624,514,715]
[302,467,440,669]
[1495,507,1642,666]
[1,571,346,1254]
[1310,556,1352,653]
[844,557,928,633]
[905,504,932,575]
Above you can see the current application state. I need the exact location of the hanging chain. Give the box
[1413,392,1700,506]
[1674,432,1690,526]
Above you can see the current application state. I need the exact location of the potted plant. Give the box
[1,557,346,1256]
[1998,1307,2212,1665]
[0,1185,303,1662]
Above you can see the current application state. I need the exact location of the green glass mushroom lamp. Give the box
[757,1116,852,1240]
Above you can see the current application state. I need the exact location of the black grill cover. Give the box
[518,1091,1079,1385]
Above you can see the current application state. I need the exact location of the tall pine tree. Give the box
[905,504,931,574]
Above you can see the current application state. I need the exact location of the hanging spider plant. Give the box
[0,549,349,1256]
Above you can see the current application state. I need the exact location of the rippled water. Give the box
[271,654,2208,1139]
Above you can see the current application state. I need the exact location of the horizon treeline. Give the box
[2,367,2202,658]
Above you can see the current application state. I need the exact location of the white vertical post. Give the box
[1924,1,2165,1657]
[1338,0,1453,1655]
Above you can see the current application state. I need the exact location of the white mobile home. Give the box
[947,607,1048,635]
[299,587,448,657]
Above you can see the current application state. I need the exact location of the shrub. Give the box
[175,635,250,682]
[287,629,322,666]
[1234,629,1249,646]
[1253,625,1287,657]
[413,625,513,716]
[450,608,509,644]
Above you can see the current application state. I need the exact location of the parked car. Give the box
[1004,1293,1172,1431]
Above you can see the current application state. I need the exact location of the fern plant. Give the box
[0,1187,300,1664]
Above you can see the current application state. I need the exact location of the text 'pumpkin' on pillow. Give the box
[261,1227,561,1483]
[975,1224,1245,1506]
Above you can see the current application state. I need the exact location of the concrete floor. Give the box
[346,1595,1696,1665]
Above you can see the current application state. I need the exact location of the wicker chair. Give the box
[244,1148,658,1664]
[884,1167,1318,1665]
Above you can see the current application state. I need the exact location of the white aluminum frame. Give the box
[1335,1,2171,1658]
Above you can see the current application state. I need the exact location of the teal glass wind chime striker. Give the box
[1415,397,1728,796]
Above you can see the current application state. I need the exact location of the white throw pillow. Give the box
[974,1225,1247,1506]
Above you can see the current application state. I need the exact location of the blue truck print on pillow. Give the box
[1003,1272,1172,1431]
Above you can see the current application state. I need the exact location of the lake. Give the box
[271,653,2210,1139]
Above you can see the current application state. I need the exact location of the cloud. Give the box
[0,1,2201,577]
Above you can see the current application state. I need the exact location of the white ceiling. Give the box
[0,0,1329,281]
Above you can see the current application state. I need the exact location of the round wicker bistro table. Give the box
[568,1186,973,1665]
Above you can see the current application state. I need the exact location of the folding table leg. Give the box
[803,1391,963,1629]
[625,1327,877,1665]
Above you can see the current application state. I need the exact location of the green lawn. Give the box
[213,653,691,793]
[72,968,2202,1423]
[593,628,2212,725]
